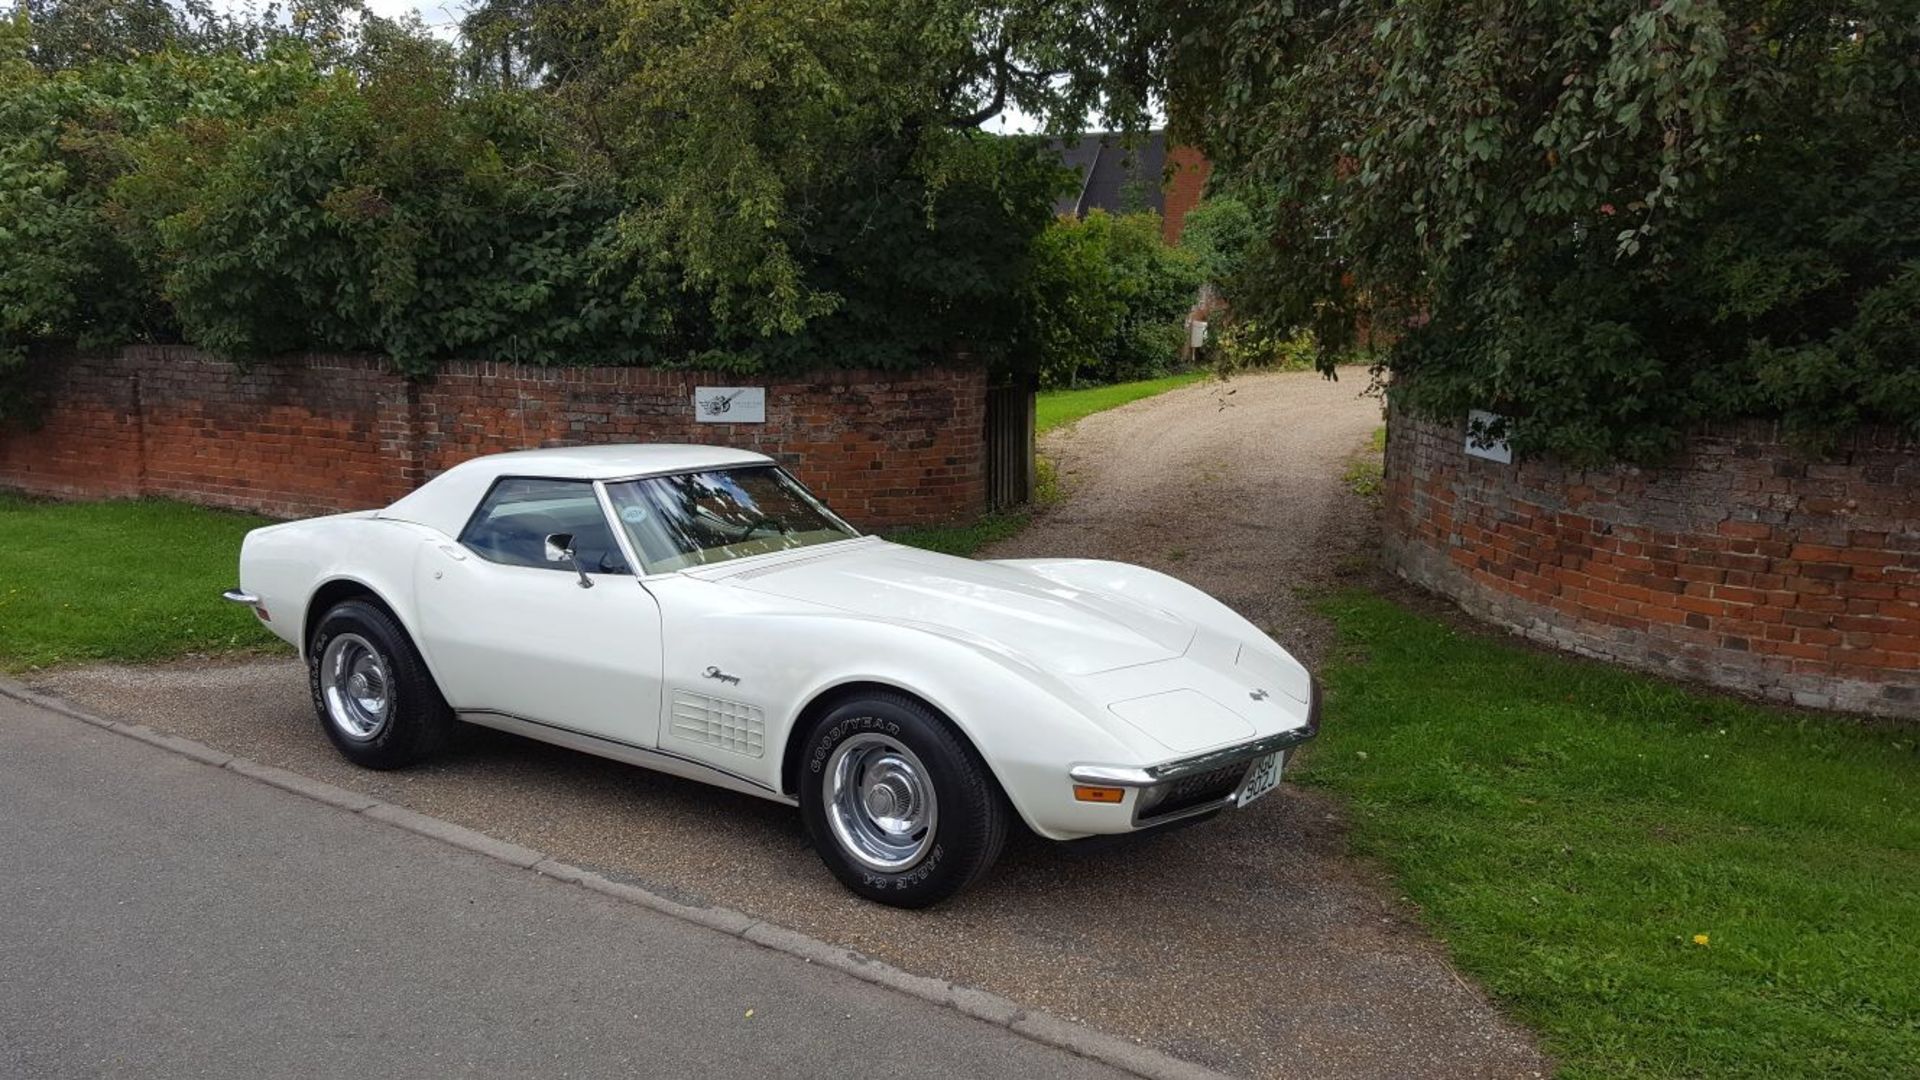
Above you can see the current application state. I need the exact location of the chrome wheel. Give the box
[319,633,391,742]
[824,733,938,873]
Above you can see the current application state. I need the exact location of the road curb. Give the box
[364,803,547,868]
[0,677,1231,1080]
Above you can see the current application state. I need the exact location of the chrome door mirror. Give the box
[543,533,594,589]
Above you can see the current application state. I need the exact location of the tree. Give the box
[1025,210,1201,387]
[1161,0,1920,460]
[573,0,1161,338]
[16,0,217,68]
[1178,193,1255,286]
[0,0,1090,397]
[15,0,406,71]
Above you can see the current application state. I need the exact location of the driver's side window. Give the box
[459,477,630,574]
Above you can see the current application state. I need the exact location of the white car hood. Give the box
[712,542,1196,675]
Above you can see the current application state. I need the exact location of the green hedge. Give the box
[0,10,1070,410]
[1024,210,1201,389]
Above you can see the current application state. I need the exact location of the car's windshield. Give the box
[604,466,858,573]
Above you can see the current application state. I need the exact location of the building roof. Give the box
[1047,130,1169,219]
[380,444,774,535]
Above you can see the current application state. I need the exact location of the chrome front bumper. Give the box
[1069,678,1322,827]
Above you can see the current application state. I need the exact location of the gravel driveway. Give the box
[990,368,1382,667]
[31,369,1546,1078]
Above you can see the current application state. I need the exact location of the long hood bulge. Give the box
[720,544,1195,675]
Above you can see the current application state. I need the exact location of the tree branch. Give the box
[947,42,1011,128]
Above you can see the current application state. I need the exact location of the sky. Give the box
[207,0,464,38]
[362,0,462,35]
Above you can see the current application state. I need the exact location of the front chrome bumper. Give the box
[1068,678,1321,828]
[221,588,261,606]
[1069,677,1321,788]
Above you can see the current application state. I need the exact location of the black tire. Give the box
[307,598,452,770]
[798,691,1010,908]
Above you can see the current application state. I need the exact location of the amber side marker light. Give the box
[1072,784,1126,804]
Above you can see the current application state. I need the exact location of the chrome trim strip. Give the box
[1066,763,1158,787]
[221,589,261,606]
[596,461,775,487]
[456,709,798,807]
[590,480,648,583]
[1068,677,1322,788]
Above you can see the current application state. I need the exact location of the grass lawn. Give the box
[1036,371,1209,434]
[1303,590,1920,1079]
[1343,424,1387,496]
[0,495,280,671]
[886,511,1031,557]
[886,373,1206,555]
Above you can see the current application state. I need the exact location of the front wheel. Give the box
[798,692,1010,908]
[308,598,452,770]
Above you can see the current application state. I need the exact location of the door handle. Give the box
[438,544,467,561]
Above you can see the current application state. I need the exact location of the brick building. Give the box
[1047,131,1212,243]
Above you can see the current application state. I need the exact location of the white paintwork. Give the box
[236,445,1317,841]
[412,543,666,747]
[379,444,774,538]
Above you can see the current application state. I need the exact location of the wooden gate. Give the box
[983,378,1035,511]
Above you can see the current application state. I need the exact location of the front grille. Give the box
[1136,760,1251,823]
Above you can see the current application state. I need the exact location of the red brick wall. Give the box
[1383,407,1920,718]
[1161,145,1212,245]
[0,348,987,528]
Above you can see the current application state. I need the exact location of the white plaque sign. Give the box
[1464,409,1513,464]
[694,386,766,424]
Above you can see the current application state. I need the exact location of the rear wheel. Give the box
[798,692,1009,908]
[308,599,452,770]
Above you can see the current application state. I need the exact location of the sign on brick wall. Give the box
[694,387,766,423]
[1464,409,1512,464]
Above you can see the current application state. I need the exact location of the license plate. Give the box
[1236,751,1284,808]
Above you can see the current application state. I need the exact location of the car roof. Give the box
[438,443,773,480]
[378,444,776,536]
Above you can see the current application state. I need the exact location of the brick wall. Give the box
[1383,406,1920,718]
[0,348,987,528]
[1160,144,1212,245]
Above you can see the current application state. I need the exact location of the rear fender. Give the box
[238,515,442,662]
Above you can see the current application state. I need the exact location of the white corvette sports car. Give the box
[226,445,1318,907]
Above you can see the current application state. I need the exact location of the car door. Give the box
[412,476,664,749]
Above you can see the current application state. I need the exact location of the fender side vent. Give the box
[669,692,766,758]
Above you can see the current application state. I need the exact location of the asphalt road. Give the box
[29,370,1547,1077]
[0,693,1126,1080]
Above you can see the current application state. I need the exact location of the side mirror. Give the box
[543,533,594,589]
